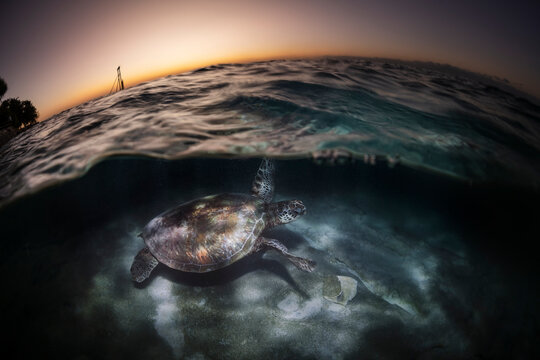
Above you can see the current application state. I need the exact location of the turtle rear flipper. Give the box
[131,247,159,283]
[251,158,275,203]
[254,237,316,272]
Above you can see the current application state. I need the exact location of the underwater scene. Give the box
[1,58,539,359]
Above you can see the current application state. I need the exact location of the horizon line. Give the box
[38,53,537,122]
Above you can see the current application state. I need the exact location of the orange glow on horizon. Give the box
[39,49,353,121]
[39,46,447,122]
[14,1,535,122]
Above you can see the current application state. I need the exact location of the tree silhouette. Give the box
[21,100,38,126]
[0,77,38,130]
[0,98,38,128]
[0,99,12,129]
[0,77,6,101]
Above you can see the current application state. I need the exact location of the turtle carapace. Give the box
[130,159,315,283]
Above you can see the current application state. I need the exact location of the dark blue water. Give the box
[0,58,539,359]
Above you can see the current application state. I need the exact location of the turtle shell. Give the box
[142,193,266,272]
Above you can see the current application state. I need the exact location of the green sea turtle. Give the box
[130,159,315,283]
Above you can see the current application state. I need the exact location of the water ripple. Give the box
[1,57,540,206]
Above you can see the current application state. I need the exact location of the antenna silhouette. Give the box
[109,66,125,94]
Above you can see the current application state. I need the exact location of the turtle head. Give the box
[266,200,306,227]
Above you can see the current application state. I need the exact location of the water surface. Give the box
[1,57,539,207]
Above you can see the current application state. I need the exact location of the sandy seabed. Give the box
[1,158,537,359]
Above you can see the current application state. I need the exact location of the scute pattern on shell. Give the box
[142,193,266,272]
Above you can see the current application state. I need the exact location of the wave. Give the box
[1,57,540,207]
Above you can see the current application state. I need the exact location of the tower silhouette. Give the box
[109,66,125,94]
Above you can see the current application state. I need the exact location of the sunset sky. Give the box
[1,0,539,121]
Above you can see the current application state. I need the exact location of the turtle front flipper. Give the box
[251,158,275,203]
[254,237,316,272]
[130,247,159,283]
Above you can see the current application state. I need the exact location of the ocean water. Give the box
[1,58,539,359]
